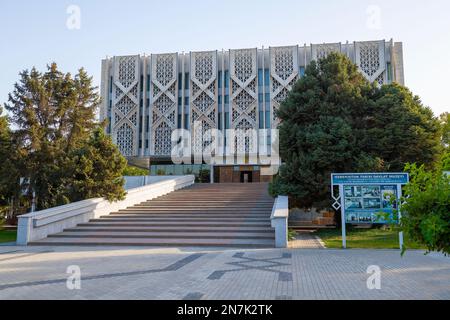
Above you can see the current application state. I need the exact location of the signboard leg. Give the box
[339,185,346,249]
[210,164,214,184]
[397,184,403,250]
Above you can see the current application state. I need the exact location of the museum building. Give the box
[100,39,404,183]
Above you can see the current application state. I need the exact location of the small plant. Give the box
[156,169,166,176]
[197,169,211,183]
[288,228,297,241]
[122,165,148,176]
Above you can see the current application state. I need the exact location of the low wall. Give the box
[123,176,177,190]
[16,175,195,245]
[271,196,289,248]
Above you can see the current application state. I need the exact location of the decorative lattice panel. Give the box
[355,41,386,85]
[150,53,178,156]
[270,46,299,128]
[112,55,140,157]
[230,48,258,154]
[190,51,217,154]
[116,123,134,156]
[311,43,342,61]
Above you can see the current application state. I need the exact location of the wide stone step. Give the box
[153,197,273,205]
[30,237,275,248]
[144,200,274,203]
[95,217,270,223]
[138,202,274,206]
[165,189,268,192]
[48,231,275,240]
[114,212,270,217]
[64,226,274,233]
[100,215,267,222]
[157,191,271,195]
[120,207,271,212]
[152,198,273,202]
[106,214,271,219]
[135,205,274,209]
[156,188,270,197]
[82,221,272,227]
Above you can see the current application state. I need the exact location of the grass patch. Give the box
[315,228,426,250]
[0,229,17,243]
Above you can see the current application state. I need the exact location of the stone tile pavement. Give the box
[0,245,449,300]
[288,231,325,249]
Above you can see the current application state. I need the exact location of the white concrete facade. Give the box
[100,39,404,160]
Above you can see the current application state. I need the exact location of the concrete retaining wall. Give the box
[271,196,289,248]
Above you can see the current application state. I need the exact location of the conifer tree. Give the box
[271,53,442,208]
[4,63,126,210]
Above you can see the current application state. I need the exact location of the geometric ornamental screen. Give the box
[112,55,140,157]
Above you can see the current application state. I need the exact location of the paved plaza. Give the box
[0,245,449,300]
[288,231,325,249]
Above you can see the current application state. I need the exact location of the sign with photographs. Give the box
[331,173,409,249]
[331,173,409,225]
[344,185,398,224]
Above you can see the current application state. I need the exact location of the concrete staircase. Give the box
[30,183,275,248]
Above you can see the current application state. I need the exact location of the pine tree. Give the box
[4,63,126,210]
[68,127,127,202]
[0,107,20,208]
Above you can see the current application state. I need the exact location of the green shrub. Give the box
[401,163,450,255]
[288,228,297,241]
[197,169,211,183]
[122,165,149,176]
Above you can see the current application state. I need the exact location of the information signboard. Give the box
[331,173,409,249]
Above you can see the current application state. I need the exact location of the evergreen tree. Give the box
[68,127,126,202]
[440,112,450,147]
[271,53,442,208]
[365,84,442,171]
[4,63,126,210]
[440,113,450,170]
[0,107,21,208]
[271,53,378,207]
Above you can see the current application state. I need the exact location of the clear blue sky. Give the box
[1,0,449,116]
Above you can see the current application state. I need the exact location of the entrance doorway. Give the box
[240,171,253,183]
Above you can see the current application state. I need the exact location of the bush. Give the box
[122,165,149,176]
[288,228,297,241]
[197,169,211,183]
[401,163,450,255]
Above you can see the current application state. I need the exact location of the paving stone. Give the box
[0,245,449,299]
[183,292,204,300]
